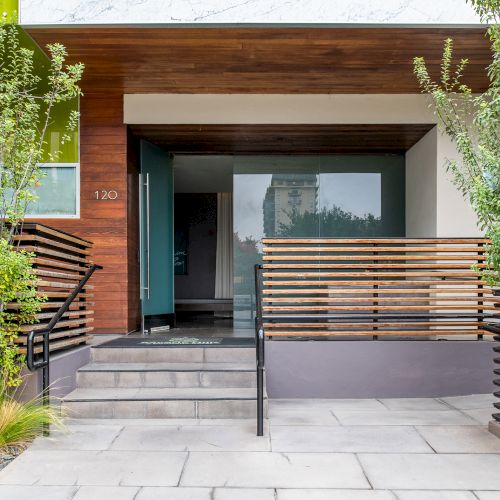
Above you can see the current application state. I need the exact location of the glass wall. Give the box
[233,155,405,324]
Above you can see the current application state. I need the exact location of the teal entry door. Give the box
[139,140,175,331]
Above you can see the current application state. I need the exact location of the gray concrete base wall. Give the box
[18,345,91,401]
[266,340,497,399]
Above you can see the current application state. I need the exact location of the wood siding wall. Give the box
[35,93,138,334]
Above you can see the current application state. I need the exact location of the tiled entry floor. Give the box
[1,395,500,499]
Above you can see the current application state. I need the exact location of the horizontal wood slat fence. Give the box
[259,238,500,338]
[12,223,94,354]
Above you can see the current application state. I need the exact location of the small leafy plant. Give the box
[413,0,499,285]
[0,17,83,387]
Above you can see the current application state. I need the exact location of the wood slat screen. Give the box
[261,238,499,338]
[12,223,94,353]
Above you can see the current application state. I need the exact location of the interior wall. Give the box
[405,126,438,237]
[174,194,217,300]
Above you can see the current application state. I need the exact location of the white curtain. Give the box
[215,192,234,299]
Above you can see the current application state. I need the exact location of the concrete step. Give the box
[62,387,266,419]
[76,362,257,388]
[91,346,255,364]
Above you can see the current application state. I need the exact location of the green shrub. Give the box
[0,239,44,388]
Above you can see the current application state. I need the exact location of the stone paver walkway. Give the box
[1,394,500,499]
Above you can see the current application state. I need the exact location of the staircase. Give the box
[63,344,266,418]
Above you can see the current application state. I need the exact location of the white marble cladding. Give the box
[20,0,482,26]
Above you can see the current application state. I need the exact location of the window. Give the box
[25,163,79,218]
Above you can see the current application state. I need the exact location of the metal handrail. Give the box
[254,264,265,436]
[26,263,102,435]
[484,322,500,425]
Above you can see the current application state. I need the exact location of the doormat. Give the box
[95,336,255,348]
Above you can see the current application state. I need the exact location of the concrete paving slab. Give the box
[111,424,270,451]
[393,492,477,499]
[29,424,123,451]
[474,492,500,499]
[278,490,396,500]
[214,488,277,500]
[181,451,369,489]
[0,485,76,500]
[359,453,500,490]
[271,426,432,453]
[335,410,478,426]
[269,406,339,425]
[136,487,212,499]
[66,418,202,426]
[440,394,495,410]
[73,486,140,500]
[379,398,448,411]
[416,426,500,453]
[270,399,386,411]
[0,450,187,487]
[463,408,495,425]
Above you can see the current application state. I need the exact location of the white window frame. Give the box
[24,162,80,219]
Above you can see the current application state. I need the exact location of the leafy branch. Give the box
[413,0,500,285]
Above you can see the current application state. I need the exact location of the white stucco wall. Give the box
[405,126,438,237]
[436,131,481,237]
[124,94,436,124]
[19,0,482,26]
[405,126,481,238]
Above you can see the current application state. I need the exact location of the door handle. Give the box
[140,173,151,300]
[145,173,151,299]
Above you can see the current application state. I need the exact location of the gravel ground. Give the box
[0,446,24,472]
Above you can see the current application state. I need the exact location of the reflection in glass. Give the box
[27,166,77,216]
[264,173,319,237]
[233,155,405,325]
[319,172,382,236]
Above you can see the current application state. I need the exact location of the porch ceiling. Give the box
[26,27,491,94]
[128,124,435,154]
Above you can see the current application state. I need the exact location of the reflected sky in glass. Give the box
[320,173,381,218]
[234,173,272,241]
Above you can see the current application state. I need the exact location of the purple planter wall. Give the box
[266,340,496,399]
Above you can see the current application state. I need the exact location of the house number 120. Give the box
[95,190,118,200]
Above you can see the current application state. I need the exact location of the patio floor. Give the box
[1,394,499,499]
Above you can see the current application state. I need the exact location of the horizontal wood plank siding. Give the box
[26,27,490,94]
[34,94,133,334]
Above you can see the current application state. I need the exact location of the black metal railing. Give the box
[26,263,102,435]
[485,318,500,426]
[254,264,265,436]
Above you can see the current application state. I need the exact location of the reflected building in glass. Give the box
[263,174,319,237]
[233,155,406,325]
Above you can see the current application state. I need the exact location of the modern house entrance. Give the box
[130,123,427,337]
[7,3,497,412]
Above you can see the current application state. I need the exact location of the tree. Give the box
[413,0,499,285]
[0,17,83,386]
[275,206,383,238]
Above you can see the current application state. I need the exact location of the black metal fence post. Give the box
[254,264,265,436]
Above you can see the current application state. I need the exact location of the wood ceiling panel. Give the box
[128,124,435,154]
[26,27,490,94]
